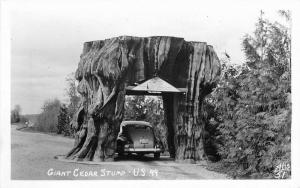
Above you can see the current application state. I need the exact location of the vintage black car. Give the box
[116,121,163,159]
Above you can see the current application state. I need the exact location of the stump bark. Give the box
[66,36,220,162]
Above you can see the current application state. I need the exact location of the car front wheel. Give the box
[154,153,160,159]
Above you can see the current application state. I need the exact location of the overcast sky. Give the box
[9,0,287,114]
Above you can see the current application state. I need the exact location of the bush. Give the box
[206,11,291,178]
[212,63,291,178]
[19,115,29,124]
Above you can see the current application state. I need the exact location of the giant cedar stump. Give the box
[66,36,220,162]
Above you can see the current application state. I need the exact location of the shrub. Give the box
[207,11,291,178]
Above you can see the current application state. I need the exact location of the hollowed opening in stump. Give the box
[123,95,171,158]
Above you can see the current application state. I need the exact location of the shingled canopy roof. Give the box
[126,77,186,95]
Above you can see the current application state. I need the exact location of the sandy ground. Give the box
[11,124,228,180]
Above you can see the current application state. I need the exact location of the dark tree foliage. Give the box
[201,99,222,162]
[57,104,71,136]
[11,105,21,123]
[206,11,291,178]
[35,99,61,132]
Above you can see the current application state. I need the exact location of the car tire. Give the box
[118,151,124,157]
[137,153,144,158]
[154,153,160,159]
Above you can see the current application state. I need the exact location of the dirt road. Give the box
[11,125,228,180]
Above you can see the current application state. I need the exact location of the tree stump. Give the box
[65,36,220,162]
